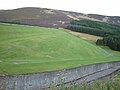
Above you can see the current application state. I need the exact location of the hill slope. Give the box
[67,20,120,51]
[0,23,114,74]
[0,7,120,28]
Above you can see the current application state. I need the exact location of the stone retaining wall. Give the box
[0,61,120,90]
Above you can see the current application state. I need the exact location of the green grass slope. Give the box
[0,23,118,74]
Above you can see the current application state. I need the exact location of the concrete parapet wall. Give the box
[0,61,120,90]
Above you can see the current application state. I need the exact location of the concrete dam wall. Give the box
[0,61,120,90]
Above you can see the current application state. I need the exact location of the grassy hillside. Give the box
[66,30,120,63]
[65,29,102,42]
[0,23,119,74]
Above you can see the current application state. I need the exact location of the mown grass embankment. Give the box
[0,23,120,74]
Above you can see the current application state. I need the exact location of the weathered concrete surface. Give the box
[57,65,120,89]
[70,65,120,85]
[0,61,120,90]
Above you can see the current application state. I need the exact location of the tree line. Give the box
[67,20,120,51]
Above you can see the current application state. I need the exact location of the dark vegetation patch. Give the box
[67,20,120,51]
